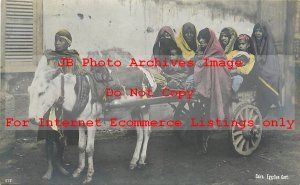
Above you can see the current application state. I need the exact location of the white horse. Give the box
[28,55,153,183]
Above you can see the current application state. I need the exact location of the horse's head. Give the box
[28,67,62,124]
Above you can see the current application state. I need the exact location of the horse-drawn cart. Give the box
[104,89,263,156]
[28,52,264,183]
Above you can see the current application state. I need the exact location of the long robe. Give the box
[151,26,178,89]
[251,22,282,117]
[194,28,232,120]
[37,50,82,145]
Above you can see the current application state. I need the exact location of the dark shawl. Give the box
[44,49,87,75]
[153,26,177,56]
[251,22,282,100]
[182,22,197,52]
[194,28,232,120]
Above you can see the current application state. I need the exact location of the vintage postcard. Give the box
[0,0,299,184]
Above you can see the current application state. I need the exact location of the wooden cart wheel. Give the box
[230,103,263,156]
[173,99,202,143]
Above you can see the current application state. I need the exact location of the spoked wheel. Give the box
[173,99,203,143]
[230,103,263,156]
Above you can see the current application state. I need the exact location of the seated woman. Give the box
[176,22,198,89]
[193,28,232,154]
[227,34,255,97]
[219,27,238,54]
[251,22,282,118]
[153,26,176,58]
[151,26,189,90]
[176,22,198,60]
[150,26,177,92]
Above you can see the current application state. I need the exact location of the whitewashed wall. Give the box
[0,0,2,66]
[43,0,255,58]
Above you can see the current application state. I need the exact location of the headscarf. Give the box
[199,28,227,59]
[238,34,249,41]
[44,29,86,75]
[251,22,282,98]
[176,22,197,60]
[234,34,255,54]
[151,26,177,88]
[198,28,211,44]
[46,29,77,59]
[55,29,72,46]
[154,26,175,44]
[153,26,176,56]
[194,28,232,120]
[219,27,238,54]
[156,37,179,56]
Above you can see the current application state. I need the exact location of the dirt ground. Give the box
[1,81,300,185]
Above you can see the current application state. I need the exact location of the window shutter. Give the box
[2,0,43,72]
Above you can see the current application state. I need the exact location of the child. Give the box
[227,34,255,98]
[161,44,189,89]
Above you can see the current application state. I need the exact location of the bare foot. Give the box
[129,163,137,170]
[83,176,93,184]
[73,167,83,178]
[42,169,53,180]
[57,164,70,176]
[83,169,94,184]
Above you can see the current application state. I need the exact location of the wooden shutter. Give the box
[1,0,43,73]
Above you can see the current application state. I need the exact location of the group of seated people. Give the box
[45,23,282,121]
[151,22,282,119]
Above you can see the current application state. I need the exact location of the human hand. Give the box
[56,96,64,105]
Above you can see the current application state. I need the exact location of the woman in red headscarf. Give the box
[194,28,232,120]
[192,28,232,154]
